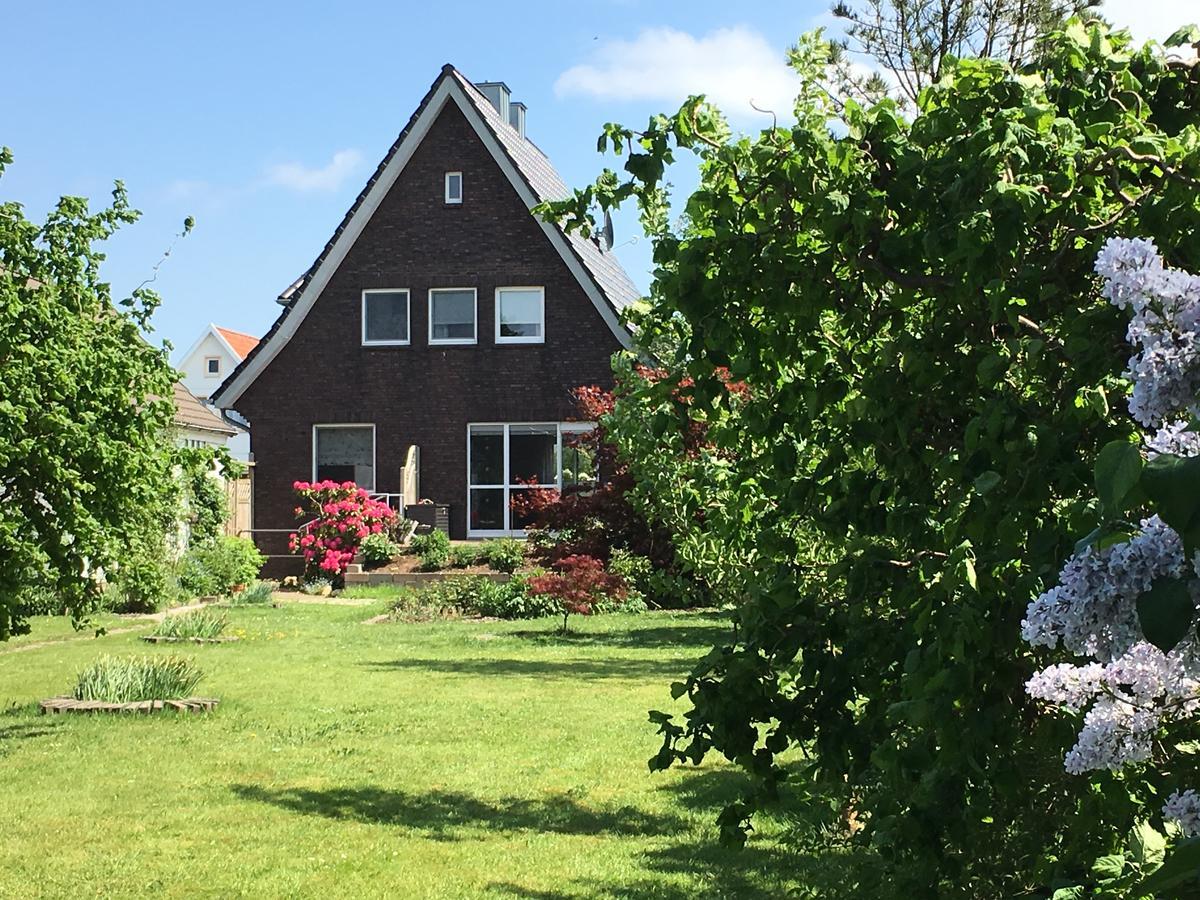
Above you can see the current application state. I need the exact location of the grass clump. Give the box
[230,580,276,606]
[150,609,228,640]
[72,655,204,702]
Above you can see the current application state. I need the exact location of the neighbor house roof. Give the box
[214,327,260,361]
[215,64,640,409]
[173,382,237,437]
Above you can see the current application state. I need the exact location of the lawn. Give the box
[0,604,859,898]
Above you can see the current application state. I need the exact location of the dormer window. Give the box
[445,172,462,204]
[205,357,221,376]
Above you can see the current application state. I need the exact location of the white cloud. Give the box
[265,149,363,192]
[1101,0,1196,45]
[555,26,798,123]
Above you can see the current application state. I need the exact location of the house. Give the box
[211,65,640,571]
[171,381,252,541]
[177,324,260,459]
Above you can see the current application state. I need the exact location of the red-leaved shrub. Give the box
[287,480,395,579]
[527,554,627,633]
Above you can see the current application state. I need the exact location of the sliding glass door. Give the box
[466,423,594,536]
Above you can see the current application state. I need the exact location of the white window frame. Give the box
[311,423,377,492]
[204,356,221,377]
[428,287,477,345]
[444,171,462,204]
[466,422,595,537]
[494,286,545,345]
[360,288,411,347]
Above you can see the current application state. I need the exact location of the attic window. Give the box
[445,172,462,204]
[205,357,221,376]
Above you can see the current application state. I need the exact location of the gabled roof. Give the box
[173,382,237,437]
[214,327,260,360]
[214,64,641,409]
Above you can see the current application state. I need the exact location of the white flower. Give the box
[1164,789,1200,838]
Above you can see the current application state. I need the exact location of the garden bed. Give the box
[140,635,240,644]
[38,696,220,715]
[344,570,513,587]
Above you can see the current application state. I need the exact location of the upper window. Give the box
[495,287,545,344]
[361,289,410,346]
[205,357,221,376]
[429,288,477,345]
[444,172,462,204]
[313,424,375,490]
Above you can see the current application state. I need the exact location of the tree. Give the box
[0,149,182,638]
[544,20,1200,896]
[831,0,1099,104]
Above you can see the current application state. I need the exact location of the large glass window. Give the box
[429,288,476,344]
[313,425,375,490]
[561,424,598,496]
[362,290,410,345]
[495,287,544,343]
[466,423,593,535]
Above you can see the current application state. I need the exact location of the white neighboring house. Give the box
[177,324,259,460]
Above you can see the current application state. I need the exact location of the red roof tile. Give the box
[215,327,260,360]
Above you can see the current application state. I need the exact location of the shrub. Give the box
[107,551,178,613]
[150,609,227,640]
[72,655,204,702]
[360,532,399,567]
[179,536,264,598]
[527,555,627,633]
[386,587,463,623]
[14,585,68,618]
[480,538,525,573]
[288,480,396,578]
[467,574,558,619]
[229,580,276,606]
[447,544,482,569]
[411,530,450,571]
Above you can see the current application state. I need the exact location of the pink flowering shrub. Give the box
[287,480,395,579]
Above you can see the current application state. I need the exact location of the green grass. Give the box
[0,605,864,898]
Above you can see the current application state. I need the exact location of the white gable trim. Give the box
[178,323,243,371]
[213,75,631,409]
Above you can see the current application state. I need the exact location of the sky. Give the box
[2,0,1194,363]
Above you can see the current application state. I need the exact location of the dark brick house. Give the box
[212,65,639,570]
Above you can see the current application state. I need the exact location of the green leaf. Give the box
[1091,853,1126,880]
[1142,454,1200,554]
[1130,820,1166,870]
[1095,440,1142,514]
[1136,576,1194,653]
[1165,25,1200,48]
[973,471,1001,495]
[1132,836,1200,894]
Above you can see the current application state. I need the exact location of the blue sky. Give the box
[2,0,1189,362]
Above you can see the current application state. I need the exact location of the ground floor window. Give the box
[313,424,375,490]
[467,422,595,536]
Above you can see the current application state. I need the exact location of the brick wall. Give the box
[234,101,623,569]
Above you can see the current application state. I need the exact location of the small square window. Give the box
[445,172,462,204]
[495,287,544,344]
[362,289,410,345]
[205,357,221,376]
[429,288,477,344]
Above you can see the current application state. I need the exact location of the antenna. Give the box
[601,210,615,251]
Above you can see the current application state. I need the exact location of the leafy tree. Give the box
[831,0,1099,104]
[0,149,182,638]
[545,20,1200,896]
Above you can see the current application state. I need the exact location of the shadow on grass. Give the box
[487,769,879,899]
[0,720,62,756]
[231,784,684,841]
[362,655,697,680]
[508,620,732,651]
